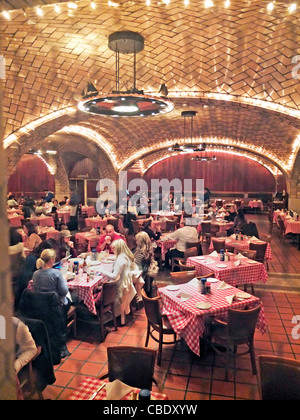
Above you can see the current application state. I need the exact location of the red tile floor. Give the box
[42,213,300,400]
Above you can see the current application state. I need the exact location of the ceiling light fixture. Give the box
[78,31,174,117]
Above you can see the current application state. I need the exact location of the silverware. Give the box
[88,382,106,400]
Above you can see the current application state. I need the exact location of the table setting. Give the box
[67,377,168,400]
[159,277,267,356]
[186,250,268,287]
[210,235,272,260]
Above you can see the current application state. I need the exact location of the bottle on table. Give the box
[201,278,207,295]
[220,249,225,261]
[138,389,151,400]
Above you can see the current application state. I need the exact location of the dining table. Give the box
[56,209,71,224]
[81,205,96,217]
[67,377,168,400]
[35,215,55,228]
[75,231,102,251]
[248,200,263,210]
[66,259,115,315]
[209,237,272,260]
[8,214,24,227]
[159,278,267,356]
[197,220,234,234]
[186,253,268,288]
[18,226,60,242]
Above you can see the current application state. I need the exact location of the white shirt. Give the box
[161,226,198,252]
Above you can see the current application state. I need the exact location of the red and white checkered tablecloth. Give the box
[249,200,263,210]
[57,210,70,224]
[156,239,177,255]
[8,215,24,227]
[81,206,96,217]
[75,231,101,250]
[186,255,268,287]
[35,215,55,228]
[284,220,300,234]
[209,238,272,260]
[159,280,267,356]
[85,217,107,229]
[68,262,114,315]
[67,377,168,400]
[197,221,234,234]
[273,211,287,224]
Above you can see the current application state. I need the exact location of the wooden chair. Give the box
[277,218,291,245]
[18,346,43,400]
[225,244,235,253]
[259,355,300,400]
[100,346,157,390]
[205,303,262,380]
[211,238,226,253]
[249,241,269,270]
[234,248,257,260]
[178,260,195,271]
[107,217,119,231]
[170,270,197,284]
[200,222,211,243]
[216,199,223,208]
[76,279,119,341]
[141,289,177,366]
[67,306,77,337]
[171,246,198,271]
[186,241,202,256]
[260,233,272,243]
[234,200,242,208]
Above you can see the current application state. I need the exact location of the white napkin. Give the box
[249,236,258,241]
[234,259,241,266]
[236,253,247,259]
[217,281,231,290]
[187,277,199,287]
[105,380,133,400]
[225,295,235,304]
[209,251,219,257]
[230,234,236,238]
[178,292,192,302]
[205,258,215,264]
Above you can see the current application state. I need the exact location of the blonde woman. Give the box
[33,249,69,306]
[134,231,154,271]
[97,239,143,324]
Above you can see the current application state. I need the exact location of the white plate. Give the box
[166,285,180,291]
[196,302,212,310]
[247,260,258,264]
[216,264,227,268]
[197,256,206,260]
[206,278,218,283]
[236,292,251,299]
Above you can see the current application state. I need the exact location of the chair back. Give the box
[132,220,141,234]
[186,241,202,255]
[178,260,195,271]
[277,218,285,232]
[234,248,257,260]
[227,304,261,345]
[184,247,198,260]
[101,279,119,307]
[201,222,211,234]
[259,355,300,400]
[260,233,271,243]
[212,238,225,253]
[142,289,162,325]
[170,270,196,284]
[234,200,242,207]
[216,200,223,207]
[249,241,267,262]
[106,346,156,390]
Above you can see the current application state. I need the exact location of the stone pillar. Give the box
[0,64,17,398]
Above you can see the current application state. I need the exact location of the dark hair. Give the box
[24,222,37,236]
[9,227,22,246]
[30,239,55,257]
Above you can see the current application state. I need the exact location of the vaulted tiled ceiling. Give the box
[1,0,300,176]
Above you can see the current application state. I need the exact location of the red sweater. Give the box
[96,232,123,253]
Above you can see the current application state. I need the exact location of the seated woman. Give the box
[33,248,71,358]
[23,222,42,251]
[13,316,38,375]
[97,239,143,325]
[143,220,162,241]
[227,208,247,236]
[58,230,77,259]
[134,231,156,297]
[51,199,59,214]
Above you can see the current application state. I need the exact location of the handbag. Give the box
[147,258,159,278]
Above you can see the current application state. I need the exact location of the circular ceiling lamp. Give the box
[78,31,174,117]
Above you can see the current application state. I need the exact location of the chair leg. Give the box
[249,341,257,375]
[145,323,150,347]
[112,305,117,331]
[157,330,163,366]
[225,348,230,381]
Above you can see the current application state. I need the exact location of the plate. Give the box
[166,285,180,291]
[196,302,212,310]
[197,256,206,260]
[236,292,251,299]
[206,278,218,283]
[247,260,258,264]
[216,264,227,268]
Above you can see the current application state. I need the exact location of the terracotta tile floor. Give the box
[42,213,300,401]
